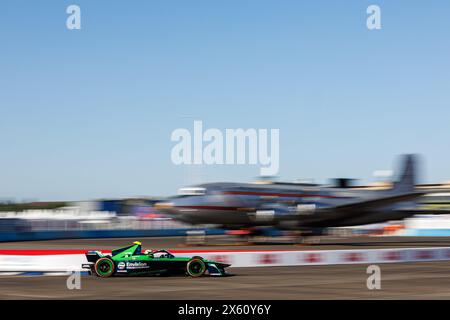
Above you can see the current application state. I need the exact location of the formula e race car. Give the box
[81,241,231,277]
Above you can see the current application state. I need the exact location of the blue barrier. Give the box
[0,228,226,242]
[403,229,450,237]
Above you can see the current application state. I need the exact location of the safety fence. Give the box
[0,228,225,242]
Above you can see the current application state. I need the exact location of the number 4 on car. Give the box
[81,241,231,277]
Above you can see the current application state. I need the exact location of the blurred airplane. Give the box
[156,155,442,231]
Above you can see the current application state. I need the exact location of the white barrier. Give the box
[1,247,450,272]
[0,254,85,272]
[191,247,450,267]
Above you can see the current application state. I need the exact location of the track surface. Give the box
[1,262,450,299]
[2,235,450,251]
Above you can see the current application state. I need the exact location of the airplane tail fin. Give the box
[392,154,417,193]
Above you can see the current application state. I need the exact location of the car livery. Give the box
[81,241,230,277]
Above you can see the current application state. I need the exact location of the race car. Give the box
[81,241,231,277]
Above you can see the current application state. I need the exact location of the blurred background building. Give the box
[1,182,450,241]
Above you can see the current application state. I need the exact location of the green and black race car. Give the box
[82,241,231,278]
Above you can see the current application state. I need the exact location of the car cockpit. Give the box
[144,249,175,259]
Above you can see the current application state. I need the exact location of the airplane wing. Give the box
[330,191,425,212]
[294,191,426,228]
[323,207,450,227]
[393,208,450,215]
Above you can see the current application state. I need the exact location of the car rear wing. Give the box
[85,251,104,263]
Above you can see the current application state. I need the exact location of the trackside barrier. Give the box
[1,247,450,273]
[0,228,226,242]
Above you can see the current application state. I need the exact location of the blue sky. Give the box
[1,1,450,201]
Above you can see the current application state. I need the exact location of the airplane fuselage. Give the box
[156,155,423,230]
[158,182,414,229]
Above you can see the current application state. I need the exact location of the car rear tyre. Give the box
[94,257,115,278]
[186,258,206,277]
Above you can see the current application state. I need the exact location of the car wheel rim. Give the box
[189,261,205,276]
[97,260,113,276]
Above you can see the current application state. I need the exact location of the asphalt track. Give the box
[2,236,450,299]
[1,262,450,299]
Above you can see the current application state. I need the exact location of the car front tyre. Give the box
[186,258,206,277]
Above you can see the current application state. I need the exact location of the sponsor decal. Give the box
[383,251,402,261]
[126,262,148,269]
[344,252,364,262]
[210,255,232,265]
[303,252,322,264]
[118,262,126,270]
[415,250,434,260]
[258,253,278,265]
